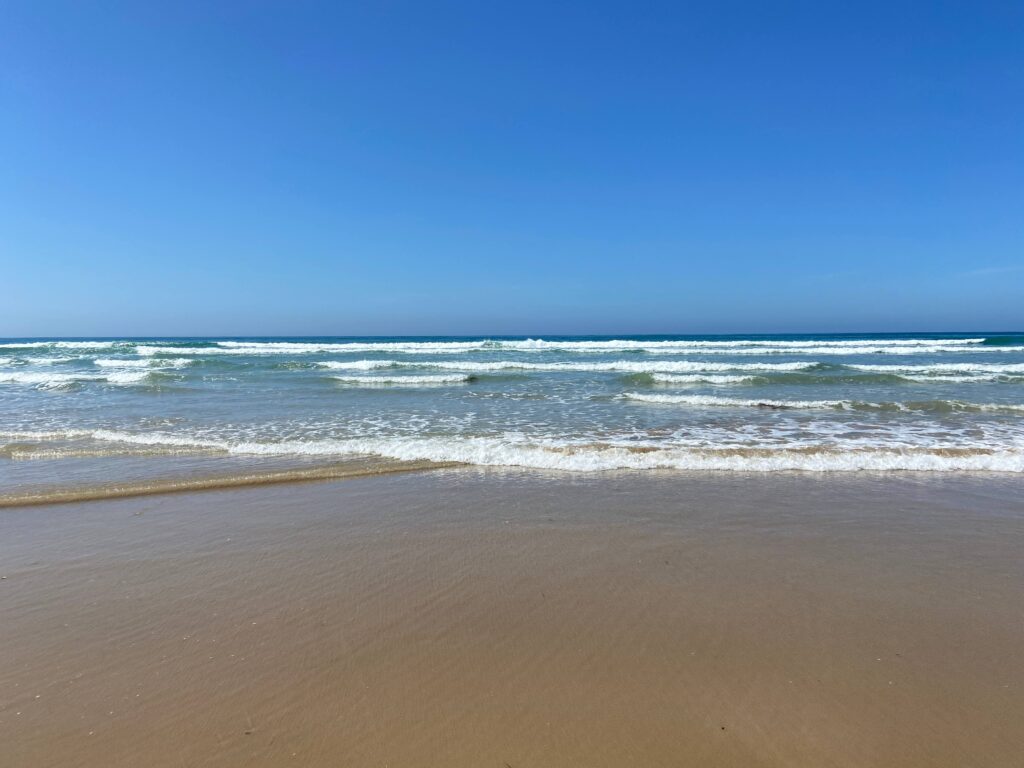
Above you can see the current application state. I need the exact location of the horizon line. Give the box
[2,330,1021,341]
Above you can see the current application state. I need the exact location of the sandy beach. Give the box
[1,470,1021,767]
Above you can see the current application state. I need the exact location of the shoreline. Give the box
[2,470,1022,766]
[4,458,1024,508]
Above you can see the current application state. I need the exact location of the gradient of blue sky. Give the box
[1,1,1021,336]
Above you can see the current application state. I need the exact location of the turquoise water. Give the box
[2,334,1024,495]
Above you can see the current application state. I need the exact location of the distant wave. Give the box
[317,360,819,373]
[215,338,993,351]
[0,341,123,350]
[136,342,485,356]
[6,338,1021,368]
[120,338,1024,358]
[3,337,1012,354]
[980,335,1024,346]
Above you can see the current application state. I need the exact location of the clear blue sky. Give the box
[2,1,1021,336]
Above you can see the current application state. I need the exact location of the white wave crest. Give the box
[623,393,1024,413]
[0,371,151,389]
[137,342,488,356]
[46,430,1024,472]
[331,374,473,386]
[0,340,121,350]
[483,338,990,351]
[317,360,817,373]
[121,337,1007,357]
[895,373,1022,383]
[94,358,192,369]
[650,374,758,385]
[624,393,852,409]
[103,371,151,385]
[853,363,1024,374]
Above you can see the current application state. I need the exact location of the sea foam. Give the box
[316,360,818,373]
[29,429,1024,473]
[331,374,473,386]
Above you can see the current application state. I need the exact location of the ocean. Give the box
[2,333,1024,501]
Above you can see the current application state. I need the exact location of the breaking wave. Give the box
[331,374,474,386]
[316,360,819,373]
[0,371,155,390]
[649,373,760,385]
[124,337,1009,356]
[850,363,1024,374]
[94,358,193,369]
[4,429,1022,473]
[622,392,1024,413]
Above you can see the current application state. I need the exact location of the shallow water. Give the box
[2,333,1024,498]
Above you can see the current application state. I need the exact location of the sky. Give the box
[1,1,1022,337]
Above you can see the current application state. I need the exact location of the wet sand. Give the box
[1,470,1022,767]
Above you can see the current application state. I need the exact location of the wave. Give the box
[8,429,1023,473]
[622,392,1024,413]
[0,356,79,367]
[0,340,122,350]
[981,335,1024,346]
[94,357,192,369]
[317,360,819,373]
[850,363,1024,374]
[614,344,1024,356]
[331,374,474,386]
[3,337,1011,359]
[895,373,1023,383]
[30,356,80,365]
[136,342,481,356]
[625,393,853,409]
[648,373,759,385]
[0,371,154,390]
[217,338,989,351]
[104,371,155,385]
[120,337,1013,357]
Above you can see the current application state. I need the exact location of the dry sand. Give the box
[1,469,1022,767]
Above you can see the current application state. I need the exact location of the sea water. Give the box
[2,334,1024,498]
